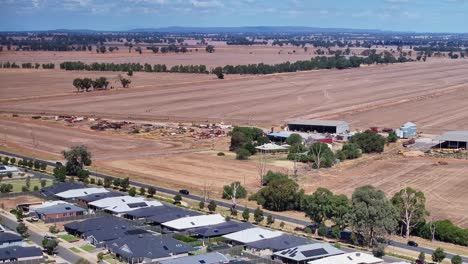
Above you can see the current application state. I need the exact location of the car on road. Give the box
[179,189,190,195]
[407,240,418,247]
[44,234,57,240]
[31,216,39,222]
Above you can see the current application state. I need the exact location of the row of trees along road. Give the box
[245,170,431,247]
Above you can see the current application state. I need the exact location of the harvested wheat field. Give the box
[0,69,231,100]
[300,156,468,228]
[1,60,468,133]
[0,45,315,68]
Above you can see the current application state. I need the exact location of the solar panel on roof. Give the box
[301,248,328,257]
[127,202,147,208]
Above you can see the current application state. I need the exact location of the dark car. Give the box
[407,240,418,247]
[179,189,190,195]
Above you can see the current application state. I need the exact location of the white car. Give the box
[31,216,39,222]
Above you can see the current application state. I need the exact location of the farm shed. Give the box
[434,130,468,149]
[287,120,349,134]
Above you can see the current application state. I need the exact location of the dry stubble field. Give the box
[1,58,468,227]
[2,59,468,133]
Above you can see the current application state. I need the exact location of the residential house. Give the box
[0,232,23,248]
[0,246,43,263]
[162,214,225,231]
[307,252,383,264]
[273,243,344,264]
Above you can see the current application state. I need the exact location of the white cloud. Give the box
[190,0,223,8]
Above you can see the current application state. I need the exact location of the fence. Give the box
[0,190,42,199]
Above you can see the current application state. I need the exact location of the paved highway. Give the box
[1,150,466,263]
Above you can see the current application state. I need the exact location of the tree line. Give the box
[1,61,55,69]
[212,53,412,76]
[60,61,209,74]
[72,75,130,91]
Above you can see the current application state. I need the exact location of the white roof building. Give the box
[162,214,225,231]
[89,196,163,214]
[222,227,283,243]
[307,252,383,264]
[0,165,20,175]
[29,201,69,212]
[55,187,109,199]
[255,143,288,152]
[273,243,344,263]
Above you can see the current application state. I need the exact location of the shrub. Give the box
[263,171,288,185]
[372,244,385,258]
[236,148,251,160]
[199,201,205,209]
[208,200,217,212]
[318,224,327,237]
[217,152,225,156]
[173,194,182,204]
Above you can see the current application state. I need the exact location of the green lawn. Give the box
[80,244,96,252]
[2,178,53,193]
[58,234,79,242]
[69,247,81,253]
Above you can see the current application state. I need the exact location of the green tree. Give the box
[222,182,247,204]
[10,157,16,165]
[347,185,397,247]
[104,177,112,188]
[263,171,288,185]
[42,238,59,255]
[120,177,130,191]
[174,194,182,204]
[147,186,156,197]
[53,166,67,181]
[451,255,462,264]
[34,160,41,170]
[208,200,217,212]
[16,223,28,237]
[251,178,302,211]
[40,162,47,171]
[387,130,398,143]
[432,247,446,263]
[254,207,264,223]
[49,224,59,234]
[62,145,92,176]
[303,188,334,224]
[139,187,146,196]
[97,179,103,186]
[127,69,133,76]
[236,148,251,160]
[25,176,31,190]
[199,201,205,209]
[350,131,386,153]
[73,78,83,92]
[372,244,385,258]
[341,143,362,159]
[128,187,137,197]
[112,178,121,189]
[391,187,427,238]
[309,142,335,169]
[205,45,215,53]
[242,208,250,222]
[212,67,224,79]
[318,224,327,237]
[230,131,248,151]
[286,133,303,145]
[418,252,426,263]
[266,215,275,226]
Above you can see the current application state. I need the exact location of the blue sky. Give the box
[1,0,467,32]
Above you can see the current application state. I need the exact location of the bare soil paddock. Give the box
[0,116,182,160]
[2,60,468,133]
[0,45,314,68]
[302,156,468,228]
[0,69,227,101]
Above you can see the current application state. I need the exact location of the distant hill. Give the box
[128,26,390,34]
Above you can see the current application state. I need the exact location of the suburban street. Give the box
[1,150,466,263]
[0,213,82,263]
